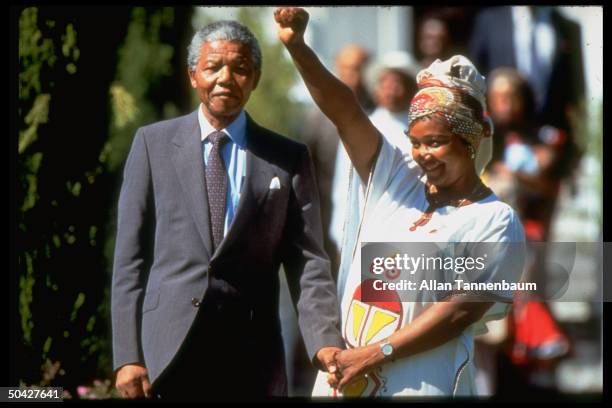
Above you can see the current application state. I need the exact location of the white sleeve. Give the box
[464,206,526,334]
[336,136,419,299]
[361,136,420,214]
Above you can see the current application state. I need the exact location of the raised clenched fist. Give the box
[274,7,309,46]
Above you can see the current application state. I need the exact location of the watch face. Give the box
[382,343,393,356]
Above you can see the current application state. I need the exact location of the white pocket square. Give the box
[269,176,281,190]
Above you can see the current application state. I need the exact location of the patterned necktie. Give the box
[205,131,228,251]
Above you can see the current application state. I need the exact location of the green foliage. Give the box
[19,8,56,102]
[17,5,126,389]
[18,6,80,353]
[19,94,50,154]
[62,22,79,74]
[18,7,56,227]
[21,152,43,212]
[239,8,300,137]
[19,251,36,344]
[103,7,177,173]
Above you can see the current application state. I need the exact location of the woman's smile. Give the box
[421,161,445,181]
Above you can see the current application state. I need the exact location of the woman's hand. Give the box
[333,344,385,392]
[274,7,309,46]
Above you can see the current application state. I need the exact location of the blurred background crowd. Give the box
[14,6,602,399]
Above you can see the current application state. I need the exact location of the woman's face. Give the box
[408,116,474,189]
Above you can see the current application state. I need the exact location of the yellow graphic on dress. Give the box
[352,302,366,341]
[340,281,403,397]
[333,372,381,398]
[343,377,368,397]
[364,310,397,345]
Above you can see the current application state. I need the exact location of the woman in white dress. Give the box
[274,8,526,397]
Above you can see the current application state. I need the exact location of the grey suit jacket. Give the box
[111,109,344,392]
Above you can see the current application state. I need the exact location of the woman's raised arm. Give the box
[274,7,380,182]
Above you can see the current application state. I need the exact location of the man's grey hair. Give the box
[187,20,262,72]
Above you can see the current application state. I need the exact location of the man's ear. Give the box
[252,69,262,91]
[187,67,197,88]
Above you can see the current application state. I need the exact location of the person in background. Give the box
[477,67,570,397]
[336,45,377,114]
[366,50,420,153]
[469,6,585,153]
[475,18,580,374]
[417,13,452,69]
[486,67,571,244]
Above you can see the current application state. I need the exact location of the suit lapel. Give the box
[170,110,213,260]
[244,115,277,209]
[212,114,273,259]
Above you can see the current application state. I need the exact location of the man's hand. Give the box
[274,7,309,46]
[334,345,384,392]
[315,346,343,374]
[115,364,152,399]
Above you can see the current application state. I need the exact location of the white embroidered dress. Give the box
[313,137,525,397]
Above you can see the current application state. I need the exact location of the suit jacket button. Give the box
[191,298,201,307]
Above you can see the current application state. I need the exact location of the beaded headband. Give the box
[407,86,485,151]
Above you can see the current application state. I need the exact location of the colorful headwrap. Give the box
[407,55,494,174]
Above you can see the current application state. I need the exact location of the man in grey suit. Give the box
[111,20,344,400]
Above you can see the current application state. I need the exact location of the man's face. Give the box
[335,48,368,91]
[419,18,448,58]
[188,40,260,120]
[375,70,415,113]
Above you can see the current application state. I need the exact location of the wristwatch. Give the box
[380,340,394,360]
